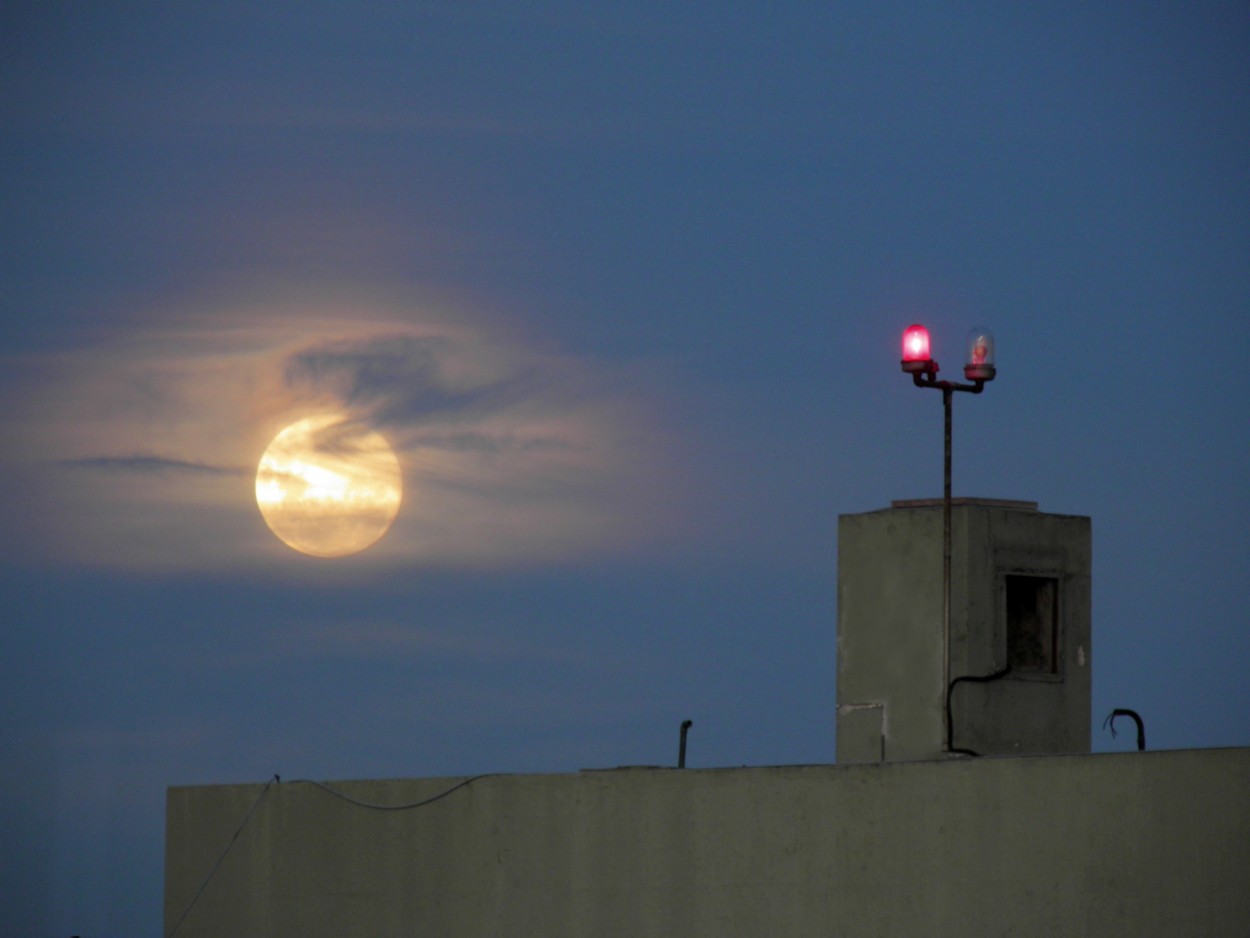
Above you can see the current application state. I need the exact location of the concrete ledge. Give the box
[167,748,1250,938]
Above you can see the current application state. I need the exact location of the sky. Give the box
[2,2,1248,934]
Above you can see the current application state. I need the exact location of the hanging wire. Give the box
[166,773,495,936]
[167,774,278,938]
[286,774,497,810]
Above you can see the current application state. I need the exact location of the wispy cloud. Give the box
[283,333,539,427]
[2,288,684,572]
[60,456,245,476]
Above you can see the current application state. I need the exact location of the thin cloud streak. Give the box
[60,456,245,476]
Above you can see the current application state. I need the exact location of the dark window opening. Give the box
[1006,575,1059,674]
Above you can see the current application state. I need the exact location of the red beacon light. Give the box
[901,323,933,374]
[964,327,996,382]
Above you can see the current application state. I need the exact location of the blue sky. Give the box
[2,3,1248,935]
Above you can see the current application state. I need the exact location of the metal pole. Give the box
[943,386,952,752]
[678,719,692,768]
[910,360,985,755]
[907,352,990,755]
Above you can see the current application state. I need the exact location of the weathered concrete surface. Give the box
[167,748,1250,937]
[838,500,1091,762]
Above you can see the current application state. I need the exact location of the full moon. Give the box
[255,415,403,558]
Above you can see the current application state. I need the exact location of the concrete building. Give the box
[837,499,1091,762]
[165,751,1250,937]
[164,500,1250,937]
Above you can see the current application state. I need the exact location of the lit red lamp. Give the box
[901,323,932,374]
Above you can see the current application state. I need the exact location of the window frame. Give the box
[999,571,1065,682]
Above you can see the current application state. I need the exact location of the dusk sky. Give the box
[3,4,1248,935]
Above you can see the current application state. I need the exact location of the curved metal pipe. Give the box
[1103,708,1146,751]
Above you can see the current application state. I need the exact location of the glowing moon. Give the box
[255,415,402,557]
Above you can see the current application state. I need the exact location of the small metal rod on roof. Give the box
[678,719,693,768]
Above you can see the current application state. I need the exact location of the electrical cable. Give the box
[165,772,494,937]
[285,774,497,810]
[946,667,1011,757]
[167,774,278,938]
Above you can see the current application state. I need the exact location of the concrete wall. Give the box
[166,748,1250,937]
[838,500,1091,762]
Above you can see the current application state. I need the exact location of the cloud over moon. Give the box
[1,291,682,572]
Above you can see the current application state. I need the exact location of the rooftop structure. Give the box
[838,499,1091,762]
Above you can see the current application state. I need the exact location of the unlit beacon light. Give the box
[964,327,996,382]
